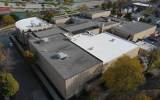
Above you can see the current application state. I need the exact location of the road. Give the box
[0,29,51,100]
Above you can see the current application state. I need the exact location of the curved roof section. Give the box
[15,17,53,32]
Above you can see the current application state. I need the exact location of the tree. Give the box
[42,11,55,21]
[134,92,151,100]
[0,51,6,64]
[149,0,159,7]
[103,56,145,96]
[0,72,19,97]
[4,0,10,6]
[101,1,113,10]
[0,43,19,97]
[0,43,6,63]
[78,4,89,12]
[41,3,45,11]
[111,2,118,15]
[23,50,36,63]
[124,13,132,21]
[2,15,15,26]
[144,49,160,72]
[89,87,102,100]
[64,0,73,4]
[10,13,19,21]
[0,43,6,71]
[101,3,107,10]
[115,0,132,15]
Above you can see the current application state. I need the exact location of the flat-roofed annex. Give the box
[113,21,155,35]
[29,33,102,79]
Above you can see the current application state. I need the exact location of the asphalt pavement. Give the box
[0,29,52,100]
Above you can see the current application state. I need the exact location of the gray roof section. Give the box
[83,9,109,14]
[33,26,65,38]
[29,33,102,79]
[114,22,155,35]
[103,21,119,26]
[61,21,100,33]
[53,15,70,20]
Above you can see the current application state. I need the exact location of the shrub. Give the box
[0,72,19,97]
[2,15,15,26]
[103,56,145,96]
[23,50,36,63]
[134,92,151,100]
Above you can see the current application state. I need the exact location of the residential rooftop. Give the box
[136,41,156,51]
[29,33,102,79]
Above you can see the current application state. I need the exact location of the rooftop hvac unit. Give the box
[51,52,68,60]
[109,38,115,42]
[88,47,94,50]
[56,52,68,60]
[41,38,49,42]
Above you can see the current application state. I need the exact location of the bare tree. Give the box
[0,43,15,72]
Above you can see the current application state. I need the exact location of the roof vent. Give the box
[109,38,115,42]
[118,25,122,27]
[41,38,49,42]
[88,47,94,50]
[51,52,68,60]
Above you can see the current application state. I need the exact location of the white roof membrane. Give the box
[71,33,138,64]
[15,17,53,32]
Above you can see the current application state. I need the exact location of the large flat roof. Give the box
[113,21,155,35]
[71,33,138,64]
[29,33,101,79]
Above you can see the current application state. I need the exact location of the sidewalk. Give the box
[0,24,15,31]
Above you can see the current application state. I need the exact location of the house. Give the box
[112,21,156,42]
